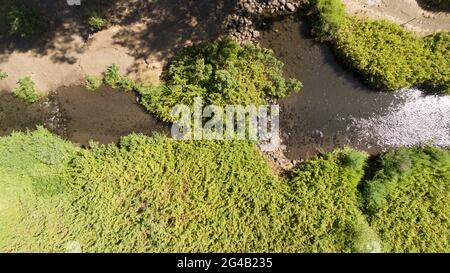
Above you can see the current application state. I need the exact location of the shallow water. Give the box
[0,85,169,146]
[1,16,448,157]
[259,16,450,160]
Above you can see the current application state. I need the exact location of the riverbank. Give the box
[259,16,450,160]
[0,0,233,93]
[343,0,450,36]
[1,0,449,94]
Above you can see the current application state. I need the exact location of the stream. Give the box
[0,16,448,159]
[258,16,450,160]
[0,85,169,146]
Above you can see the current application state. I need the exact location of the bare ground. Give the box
[343,0,450,35]
[0,0,235,93]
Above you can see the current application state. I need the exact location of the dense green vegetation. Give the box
[337,18,450,92]
[308,0,450,93]
[12,77,41,103]
[0,128,79,252]
[65,135,291,252]
[0,128,448,253]
[286,148,380,253]
[362,147,450,252]
[6,2,44,38]
[102,64,137,91]
[137,39,302,121]
[309,0,347,40]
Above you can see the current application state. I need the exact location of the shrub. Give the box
[119,76,136,92]
[87,12,108,32]
[309,0,347,40]
[335,17,450,92]
[7,3,44,38]
[139,39,302,121]
[286,148,381,253]
[362,147,450,252]
[85,75,102,91]
[0,128,79,252]
[103,64,122,88]
[0,70,7,80]
[306,0,450,93]
[12,77,41,103]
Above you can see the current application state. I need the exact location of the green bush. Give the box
[102,64,122,88]
[119,76,136,92]
[88,12,108,32]
[362,147,450,252]
[0,128,79,252]
[102,64,137,91]
[7,3,44,38]
[309,0,347,40]
[286,148,381,253]
[306,0,450,93]
[336,18,450,92]
[12,77,41,103]
[85,75,102,91]
[139,39,302,121]
[0,70,7,80]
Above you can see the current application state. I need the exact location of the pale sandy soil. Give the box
[0,0,232,93]
[343,0,450,35]
[0,26,142,93]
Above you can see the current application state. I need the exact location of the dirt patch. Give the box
[343,0,450,36]
[0,0,235,93]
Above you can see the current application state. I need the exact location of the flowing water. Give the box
[0,16,449,159]
[258,16,450,160]
[0,85,169,146]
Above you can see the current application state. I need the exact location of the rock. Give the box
[286,3,296,12]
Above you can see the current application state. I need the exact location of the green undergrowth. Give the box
[0,70,7,80]
[0,127,79,252]
[362,147,450,252]
[285,148,381,253]
[98,40,302,123]
[307,0,450,93]
[0,129,448,253]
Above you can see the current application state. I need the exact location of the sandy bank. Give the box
[343,0,450,35]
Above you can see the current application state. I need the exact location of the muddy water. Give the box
[0,85,169,146]
[258,17,413,159]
